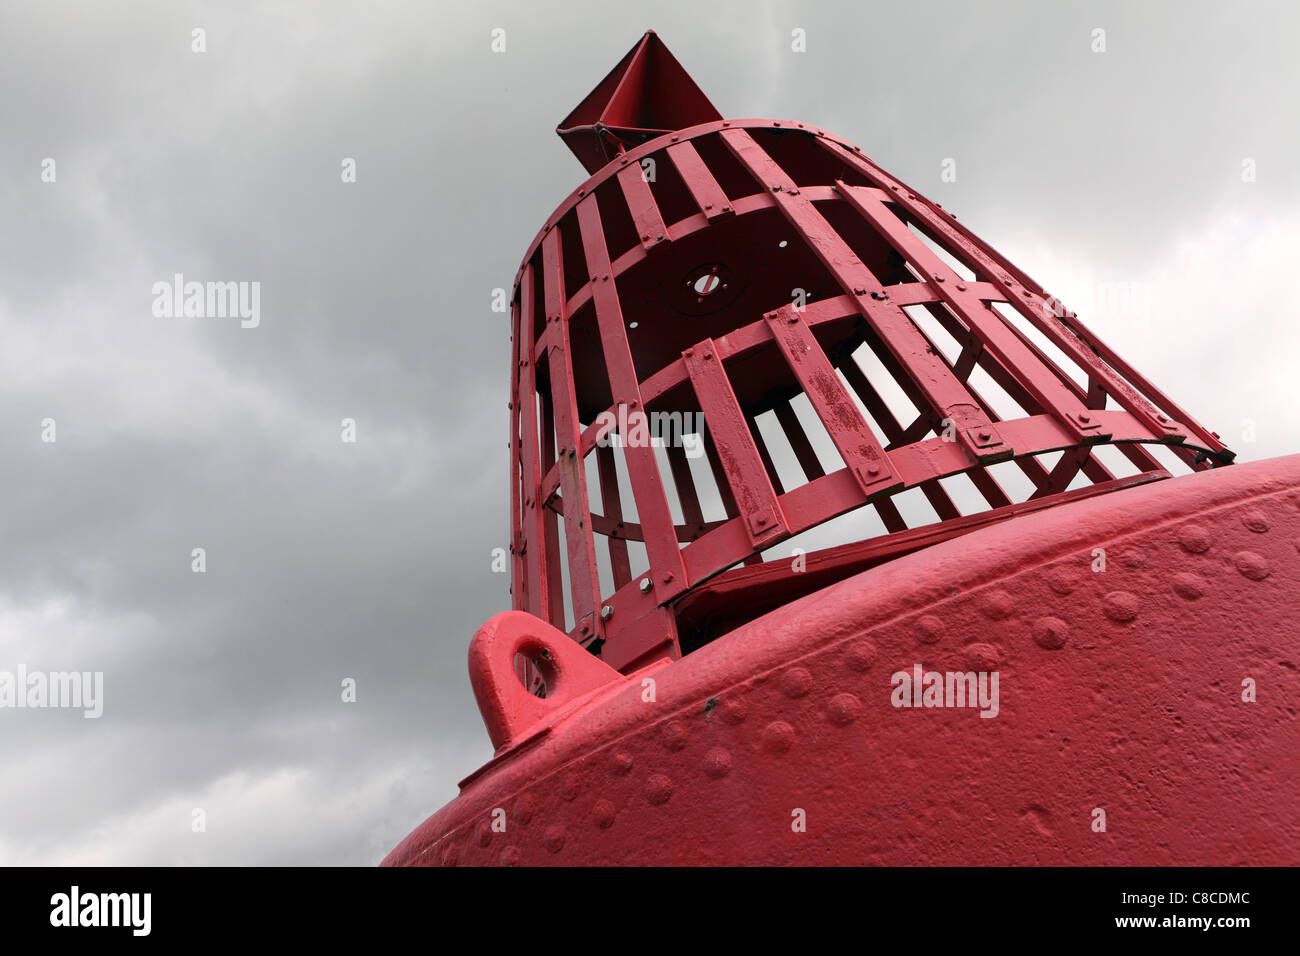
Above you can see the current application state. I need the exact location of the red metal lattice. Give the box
[507,32,1233,675]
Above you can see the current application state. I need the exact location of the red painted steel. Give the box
[386,31,1298,867]
[389,453,1300,866]
[681,340,789,547]
[557,32,722,175]
[764,306,900,498]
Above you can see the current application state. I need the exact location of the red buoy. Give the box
[384,31,1299,867]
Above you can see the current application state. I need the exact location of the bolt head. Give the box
[639,578,653,594]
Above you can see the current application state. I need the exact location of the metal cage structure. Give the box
[507,32,1233,676]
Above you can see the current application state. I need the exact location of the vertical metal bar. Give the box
[616,165,670,253]
[702,429,739,518]
[745,412,786,495]
[595,444,632,589]
[1080,453,1116,484]
[516,263,553,621]
[541,229,601,635]
[765,306,900,498]
[698,429,762,565]
[576,196,690,596]
[872,495,908,533]
[665,442,707,541]
[509,287,524,607]
[666,140,733,220]
[537,384,566,627]
[682,340,790,549]
[772,401,826,482]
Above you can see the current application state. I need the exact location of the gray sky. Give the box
[0,0,1296,865]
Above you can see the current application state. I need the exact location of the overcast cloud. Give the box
[0,0,1296,865]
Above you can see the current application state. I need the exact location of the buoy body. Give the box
[385,455,1300,866]
[384,32,1297,866]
